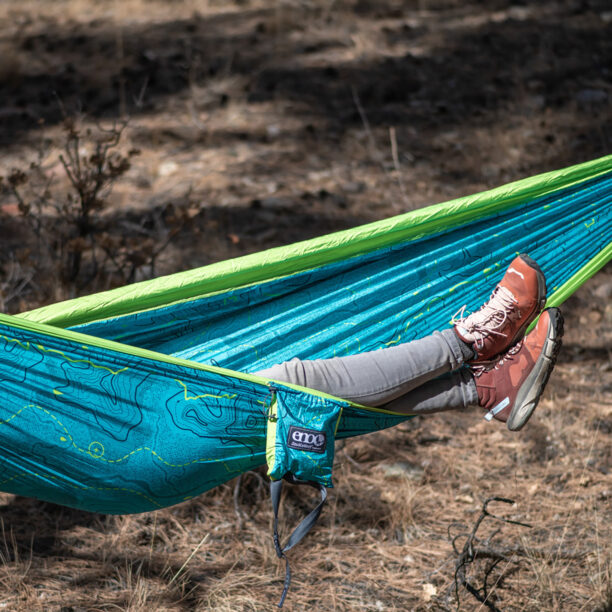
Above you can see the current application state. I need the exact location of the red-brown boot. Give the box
[472,308,563,431]
[454,254,547,363]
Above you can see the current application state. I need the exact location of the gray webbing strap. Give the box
[271,474,328,608]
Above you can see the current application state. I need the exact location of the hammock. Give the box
[1,156,611,515]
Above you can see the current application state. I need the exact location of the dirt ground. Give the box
[0,0,610,610]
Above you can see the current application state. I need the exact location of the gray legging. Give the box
[255,329,478,415]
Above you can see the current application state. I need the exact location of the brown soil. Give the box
[0,1,610,610]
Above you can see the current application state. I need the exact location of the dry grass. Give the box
[0,306,610,610]
[0,0,611,609]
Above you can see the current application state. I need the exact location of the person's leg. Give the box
[258,306,563,430]
[381,369,477,414]
[256,328,475,406]
[257,253,549,413]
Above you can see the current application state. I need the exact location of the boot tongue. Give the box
[456,286,517,344]
[495,285,517,306]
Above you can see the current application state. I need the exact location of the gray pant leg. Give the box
[256,328,477,411]
[382,369,477,414]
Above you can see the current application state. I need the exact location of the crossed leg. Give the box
[255,255,563,431]
[256,328,477,414]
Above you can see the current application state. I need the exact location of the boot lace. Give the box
[471,338,523,377]
[451,286,518,349]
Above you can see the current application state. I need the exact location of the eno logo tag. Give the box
[287,426,327,454]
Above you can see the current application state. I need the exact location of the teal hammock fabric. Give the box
[0,156,611,514]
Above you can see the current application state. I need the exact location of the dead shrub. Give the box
[0,118,183,310]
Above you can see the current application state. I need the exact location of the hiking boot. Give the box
[472,308,564,431]
[453,253,547,362]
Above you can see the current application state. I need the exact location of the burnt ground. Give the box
[0,0,610,610]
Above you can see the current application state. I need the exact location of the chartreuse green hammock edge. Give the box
[1,155,611,514]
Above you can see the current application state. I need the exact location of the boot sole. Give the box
[506,307,564,431]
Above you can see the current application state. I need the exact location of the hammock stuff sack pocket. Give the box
[265,385,346,607]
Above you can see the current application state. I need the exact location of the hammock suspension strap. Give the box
[271,473,328,608]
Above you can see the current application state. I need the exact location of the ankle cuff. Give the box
[441,328,477,363]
